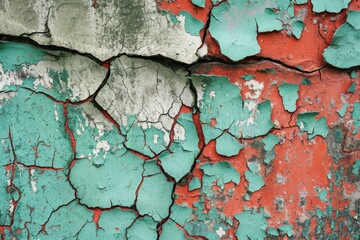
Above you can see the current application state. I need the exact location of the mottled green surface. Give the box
[0,42,45,72]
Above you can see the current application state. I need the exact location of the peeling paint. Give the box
[297,112,329,139]
[1,1,359,239]
[278,83,299,112]
[323,10,360,68]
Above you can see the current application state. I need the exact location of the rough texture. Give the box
[1,0,360,239]
[0,0,202,64]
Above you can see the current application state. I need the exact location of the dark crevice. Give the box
[0,34,103,66]
[0,33,332,76]
[91,64,111,101]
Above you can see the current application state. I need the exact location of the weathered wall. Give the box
[0,0,359,239]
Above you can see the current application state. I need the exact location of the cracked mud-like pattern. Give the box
[0,0,359,239]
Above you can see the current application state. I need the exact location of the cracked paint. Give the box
[0,0,203,64]
[0,0,360,239]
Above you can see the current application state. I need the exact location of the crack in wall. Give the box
[0,2,359,238]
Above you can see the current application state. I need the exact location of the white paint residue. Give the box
[216,227,226,238]
[31,62,54,90]
[245,79,264,99]
[153,134,159,144]
[92,140,110,157]
[6,170,11,186]
[163,130,170,145]
[9,200,14,214]
[54,110,59,121]
[0,64,24,90]
[274,119,280,128]
[30,169,37,192]
[235,100,260,127]
[196,43,208,58]
[173,123,186,141]
[97,124,105,137]
[76,129,82,135]
[0,91,16,104]
[244,101,257,111]
[209,90,216,98]
[81,111,90,127]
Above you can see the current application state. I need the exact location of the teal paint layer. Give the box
[0,88,72,168]
[278,83,299,112]
[194,75,274,139]
[159,112,199,182]
[297,112,329,139]
[311,0,351,13]
[216,132,243,157]
[323,11,360,68]
[136,172,174,222]
[235,209,269,240]
[70,151,143,208]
